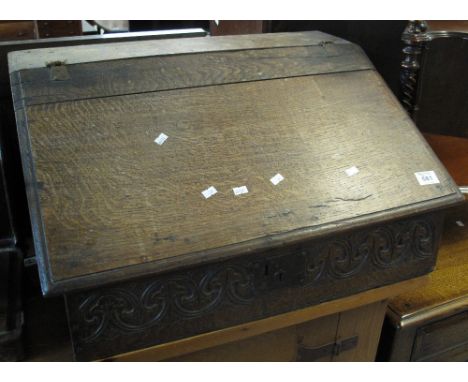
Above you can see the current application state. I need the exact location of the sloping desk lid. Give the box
[9,32,463,296]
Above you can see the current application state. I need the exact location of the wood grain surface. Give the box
[332,300,387,361]
[20,69,459,283]
[7,31,346,72]
[11,32,462,295]
[12,44,371,106]
[389,200,468,318]
[0,29,207,98]
[22,69,461,283]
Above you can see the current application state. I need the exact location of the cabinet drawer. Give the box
[412,310,468,361]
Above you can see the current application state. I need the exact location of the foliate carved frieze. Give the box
[76,265,256,343]
[72,215,438,344]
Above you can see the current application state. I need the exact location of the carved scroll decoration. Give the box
[74,215,437,344]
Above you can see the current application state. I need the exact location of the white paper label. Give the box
[233,186,248,196]
[201,186,217,199]
[456,220,465,227]
[154,133,168,145]
[345,166,359,177]
[415,171,440,185]
[270,173,284,186]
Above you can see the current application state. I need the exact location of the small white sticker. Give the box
[345,166,359,177]
[201,186,217,199]
[415,171,440,185]
[233,186,248,196]
[154,133,168,145]
[456,220,465,227]
[270,173,284,186]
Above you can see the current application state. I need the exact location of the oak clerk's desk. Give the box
[9,32,462,360]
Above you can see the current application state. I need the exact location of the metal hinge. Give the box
[47,61,70,81]
[297,335,359,361]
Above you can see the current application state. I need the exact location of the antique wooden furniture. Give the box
[218,21,408,98]
[9,31,463,361]
[379,201,468,361]
[0,28,207,361]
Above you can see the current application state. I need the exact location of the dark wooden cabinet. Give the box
[0,247,23,361]
[400,20,468,139]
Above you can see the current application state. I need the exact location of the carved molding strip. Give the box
[73,216,436,344]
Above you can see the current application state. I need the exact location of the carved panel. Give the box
[76,265,256,343]
[67,212,442,360]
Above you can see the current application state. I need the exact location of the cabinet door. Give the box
[165,301,387,362]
